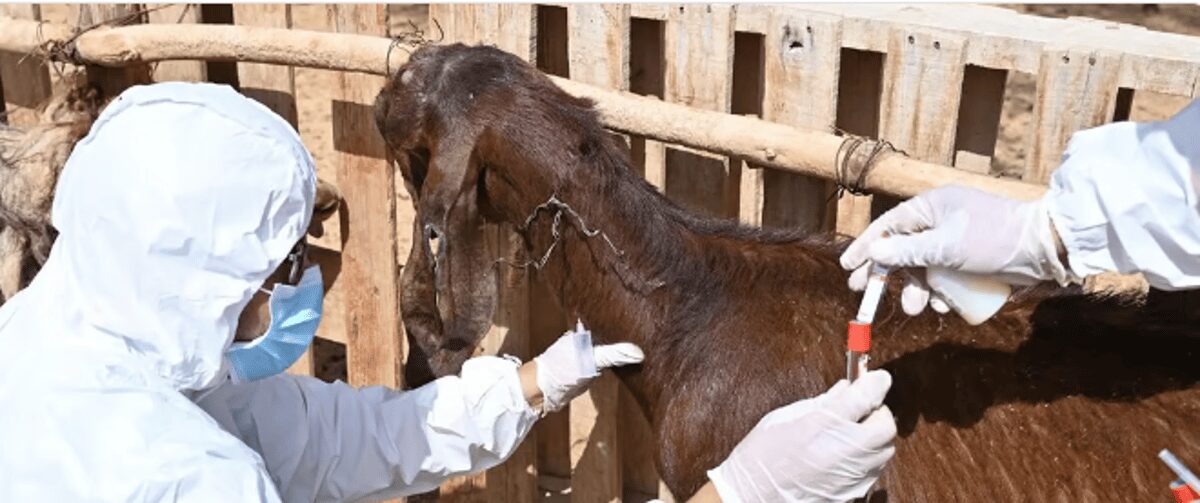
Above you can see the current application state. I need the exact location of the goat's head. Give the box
[374,43,609,385]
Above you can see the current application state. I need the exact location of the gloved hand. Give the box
[839,185,1071,316]
[533,320,643,414]
[707,370,896,503]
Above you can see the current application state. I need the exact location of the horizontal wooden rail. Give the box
[0,17,413,76]
[0,16,1047,201]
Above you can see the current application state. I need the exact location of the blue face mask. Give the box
[226,265,324,383]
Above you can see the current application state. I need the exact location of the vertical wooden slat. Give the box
[331,3,402,388]
[72,4,152,98]
[233,5,297,126]
[1025,46,1120,183]
[229,4,314,378]
[759,11,841,231]
[875,27,968,217]
[663,5,737,219]
[569,5,630,91]
[0,4,51,126]
[145,4,206,82]
[880,27,967,165]
[952,65,1008,174]
[833,48,883,236]
[565,5,628,502]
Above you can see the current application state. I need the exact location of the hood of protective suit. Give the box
[0,82,316,392]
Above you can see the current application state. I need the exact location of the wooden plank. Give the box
[833,48,883,236]
[568,5,630,91]
[876,26,967,217]
[232,5,297,125]
[230,3,314,377]
[71,4,153,98]
[879,27,967,165]
[563,4,628,502]
[497,4,537,61]
[145,4,206,82]
[0,4,51,126]
[792,4,1200,96]
[331,4,403,390]
[953,65,1007,174]
[663,5,737,219]
[1025,46,1120,183]
[759,11,841,231]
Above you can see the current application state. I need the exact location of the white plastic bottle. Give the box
[925,267,1012,326]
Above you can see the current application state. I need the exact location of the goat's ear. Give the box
[402,120,498,379]
[308,178,342,238]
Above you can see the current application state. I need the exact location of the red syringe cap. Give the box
[848,321,871,352]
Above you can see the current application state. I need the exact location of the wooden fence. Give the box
[1,4,1199,502]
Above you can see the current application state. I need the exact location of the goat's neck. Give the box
[505,165,722,416]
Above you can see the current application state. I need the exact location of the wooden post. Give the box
[759,10,842,231]
[145,4,206,82]
[0,4,51,126]
[876,27,968,216]
[1025,46,1120,183]
[71,4,152,98]
[663,5,737,219]
[331,4,403,388]
[229,3,315,377]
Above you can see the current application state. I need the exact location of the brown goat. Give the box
[374,43,1200,500]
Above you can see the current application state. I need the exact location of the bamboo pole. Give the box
[0,16,1047,201]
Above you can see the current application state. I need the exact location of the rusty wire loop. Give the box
[828,129,909,203]
[31,4,178,72]
[496,194,665,293]
[386,18,442,76]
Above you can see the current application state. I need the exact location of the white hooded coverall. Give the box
[1047,98,1200,289]
[0,83,537,502]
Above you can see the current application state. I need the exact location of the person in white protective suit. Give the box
[0,82,896,503]
[841,99,1200,314]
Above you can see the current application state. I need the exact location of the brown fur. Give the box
[376,44,1200,500]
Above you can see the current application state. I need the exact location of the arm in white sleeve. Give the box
[197,355,538,503]
[1046,99,1200,290]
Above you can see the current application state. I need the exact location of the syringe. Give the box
[847,264,889,382]
[1160,449,1200,501]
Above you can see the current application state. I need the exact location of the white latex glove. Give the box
[534,320,644,414]
[707,370,896,503]
[839,185,1071,316]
